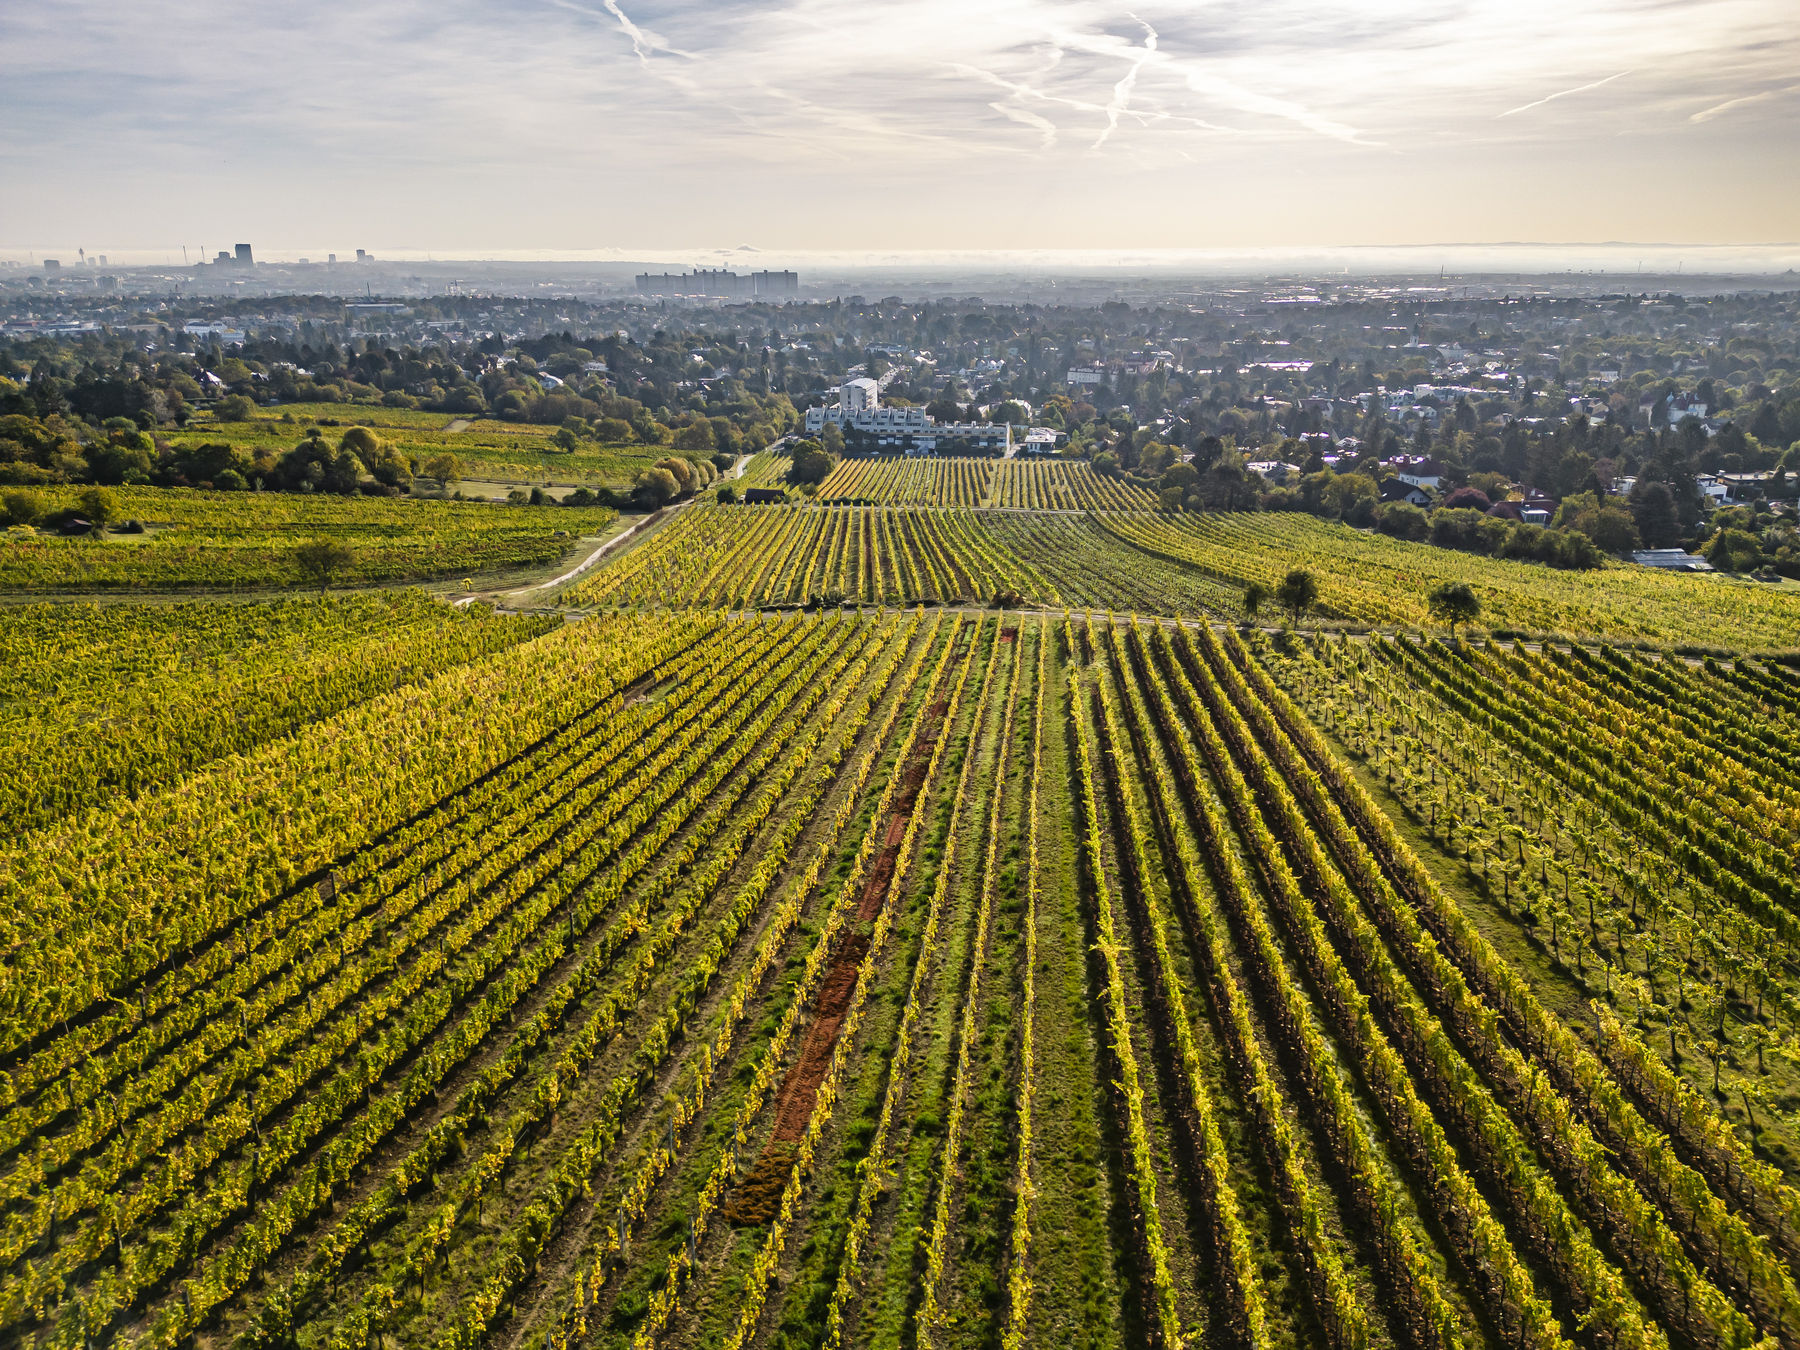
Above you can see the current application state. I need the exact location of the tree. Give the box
[215,394,257,422]
[294,538,354,590]
[1443,486,1492,512]
[1242,580,1270,621]
[1426,580,1481,637]
[674,420,714,454]
[2,489,44,526]
[76,486,120,529]
[1274,567,1318,624]
[633,466,681,508]
[1628,480,1681,549]
[654,456,695,494]
[788,439,835,485]
[343,427,410,488]
[820,421,845,457]
[1160,461,1199,495]
[1554,491,1640,556]
[422,453,460,484]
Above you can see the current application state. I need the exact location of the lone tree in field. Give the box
[1426,580,1481,637]
[1274,567,1318,625]
[295,538,354,590]
[76,486,120,531]
[422,453,460,484]
[787,438,835,486]
[1242,580,1270,621]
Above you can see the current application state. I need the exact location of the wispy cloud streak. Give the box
[1498,69,1631,118]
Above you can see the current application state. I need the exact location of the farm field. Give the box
[7,606,1800,1350]
[816,455,995,507]
[565,500,1800,652]
[803,456,1157,512]
[1101,512,1800,651]
[0,485,617,592]
[734,452,791,490]
[171,407,663,486]
[0,593,554,832]
[993,457,1159,511]
[564,503,1240,613]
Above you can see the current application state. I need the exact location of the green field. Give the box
[0,592,553,831]
[171,404,665,485]
[566,497,1800,651]
[0,484,617,591]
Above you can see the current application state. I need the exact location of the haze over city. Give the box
[5,0,1799,258]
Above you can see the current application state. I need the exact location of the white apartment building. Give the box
[804,404,929,434]
[841,377,879,413]
[803,377,1010,454]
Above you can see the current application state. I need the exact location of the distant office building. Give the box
[635,269,799,298]
[97,255,107,267]
[328,254,338,264]
[356,249,370,263]
[214,251,233,265]
[42,259,60,271]
[235,243,254,267]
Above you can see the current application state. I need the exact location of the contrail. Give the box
[1498,69,1630,118]
[1691,84,1799,122]
[601,0,692,64]
[1093,17,1158,150]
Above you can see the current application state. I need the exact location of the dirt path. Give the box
[445,418,472,433]
[455,460,753,611]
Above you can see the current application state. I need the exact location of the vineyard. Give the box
[797,457,1159,511]
[1100,512,1800,651]
[0,486,618,592]
[564,503,1238,614]
[0,594,554,832]
[5,597,1800,1350]
[815,456,994,507]
[992,459,1160,512]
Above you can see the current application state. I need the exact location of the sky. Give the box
[3,0,1798,260]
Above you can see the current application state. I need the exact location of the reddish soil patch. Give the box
[726,685,953,1221]
[722,1143,799,1226]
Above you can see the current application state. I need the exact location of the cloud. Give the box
[598,0,693,64]
[1498,69,1633,119]
[3,0,1797,249]
[1092,16,1157,150]
[1690,82,1800,122]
